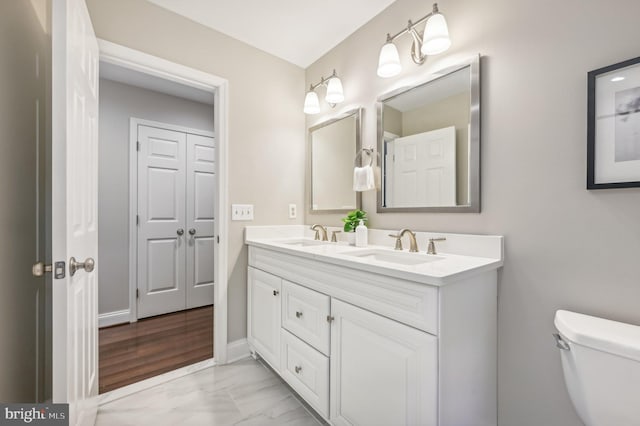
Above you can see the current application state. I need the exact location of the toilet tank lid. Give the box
[555,310,640,362]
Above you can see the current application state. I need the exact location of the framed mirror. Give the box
[377,55,480,213]
[310,108,362,213]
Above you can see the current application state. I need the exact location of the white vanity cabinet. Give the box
[330,299,438,426]
[247,267,281,371]
[246,242,499,426]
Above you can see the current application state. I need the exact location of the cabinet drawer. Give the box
[281,280,331,355]
[280,329,329,418]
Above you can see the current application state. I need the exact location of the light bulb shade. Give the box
[421,12,451,55]
[304,91,320,114]
[325,77,344,104]
[377,42,402,78]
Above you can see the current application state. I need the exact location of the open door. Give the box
[51,0,99,424]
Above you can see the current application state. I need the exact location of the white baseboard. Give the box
[99,309,131,328]
[226,338,250,363]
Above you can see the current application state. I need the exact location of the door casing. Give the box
[99,39,229,364]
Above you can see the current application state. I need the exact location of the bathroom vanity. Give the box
[245,225,503,426]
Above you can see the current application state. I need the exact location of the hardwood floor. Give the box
[99,306,213,394]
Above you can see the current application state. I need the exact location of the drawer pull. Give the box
[295,365,302,374]
[295,311,303,318]
[273,290,279,296]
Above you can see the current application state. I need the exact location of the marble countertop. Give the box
[245,226,504,286]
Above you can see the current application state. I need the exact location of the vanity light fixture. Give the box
[377,3,451,78]
[304,69,344,114]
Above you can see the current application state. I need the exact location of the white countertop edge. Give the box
[245,238,503,286]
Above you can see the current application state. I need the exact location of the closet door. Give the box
[137,125,187,318]
[185,133,216,308]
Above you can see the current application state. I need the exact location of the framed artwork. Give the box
[587,56,640,189]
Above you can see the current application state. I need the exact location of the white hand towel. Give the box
[353,165,376,192]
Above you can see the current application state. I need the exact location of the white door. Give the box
[247,267,281,370]
[51,0,99,425]
[329,299,438,426]
[186,133,216,308]
[137,125,187,318]
[391,126,456,207]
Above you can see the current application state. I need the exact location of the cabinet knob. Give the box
[295,366,302,374]
[273,290,279,296]
[295,311,303,318]
[327,315,335,323]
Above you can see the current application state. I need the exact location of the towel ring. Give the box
[354,148,380,167]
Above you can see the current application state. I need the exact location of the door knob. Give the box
[177,228,184,236]
[69,257,95,277]
[32,262,52,277]
[188,228,196,236]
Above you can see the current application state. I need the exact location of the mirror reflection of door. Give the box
[387,126,456,207]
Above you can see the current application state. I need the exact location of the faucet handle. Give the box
[427,237,446,255]
[331,230,342,243]
[388,234,403,251]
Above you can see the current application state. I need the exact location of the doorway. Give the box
[95,41,227,393]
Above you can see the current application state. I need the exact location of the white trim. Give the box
[98,358,216,406]
[226,338,251,363]
[98,310,130,329]
[128,117,215,323]
[99,39,229,364]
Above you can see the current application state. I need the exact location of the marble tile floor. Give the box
[96,358,323,426]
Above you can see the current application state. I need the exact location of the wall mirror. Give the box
[310,108,362,213]
[377,55,480,213]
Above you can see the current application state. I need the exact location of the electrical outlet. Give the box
[232,204,254,221]
[288,204,297,219]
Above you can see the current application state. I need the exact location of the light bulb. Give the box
[303,91,320,114]
[377,42,402,78]
[421,12,451,55]
[325,77,344,104]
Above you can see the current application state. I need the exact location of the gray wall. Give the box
[98,78,214,315]
[87,0,306,341]
[0,0,48,402]
[305,0,640,424]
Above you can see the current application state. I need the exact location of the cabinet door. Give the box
[330,299,438,426]
[248,267,281,370]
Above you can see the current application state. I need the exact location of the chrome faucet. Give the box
[310,224,328,241]
[388,228,419,252]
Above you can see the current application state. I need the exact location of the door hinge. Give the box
[217,235,220,244]
[136,289,139,299]
[136,215,139,226]
[136,141,140,151]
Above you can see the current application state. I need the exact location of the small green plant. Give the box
[342,209,367,233]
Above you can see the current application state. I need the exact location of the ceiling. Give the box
[146,0,397,68]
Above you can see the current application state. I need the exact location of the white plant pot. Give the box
[346,232,356,246]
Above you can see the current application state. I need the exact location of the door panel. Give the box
[51,0,99,424]
[248,267,281,370]
[186,133,216,308]
[137,126,187,318]
[330,299,438,426]
[392,126,456,207]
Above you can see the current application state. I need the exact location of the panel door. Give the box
[392,126,456,207]
[51,0,99,424]
[330,299,438,426]
[186,133,216,309]
[137,125,187,318]
[248,267,281,371]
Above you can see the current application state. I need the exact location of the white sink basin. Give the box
[344,249,444,266]
[280,239,328,247]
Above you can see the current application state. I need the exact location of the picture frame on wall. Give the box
[587,56,640,189]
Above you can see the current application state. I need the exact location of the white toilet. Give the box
[554,310,640,426]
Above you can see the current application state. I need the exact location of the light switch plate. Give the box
[232,204,254,221]
[288,204,297,219]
